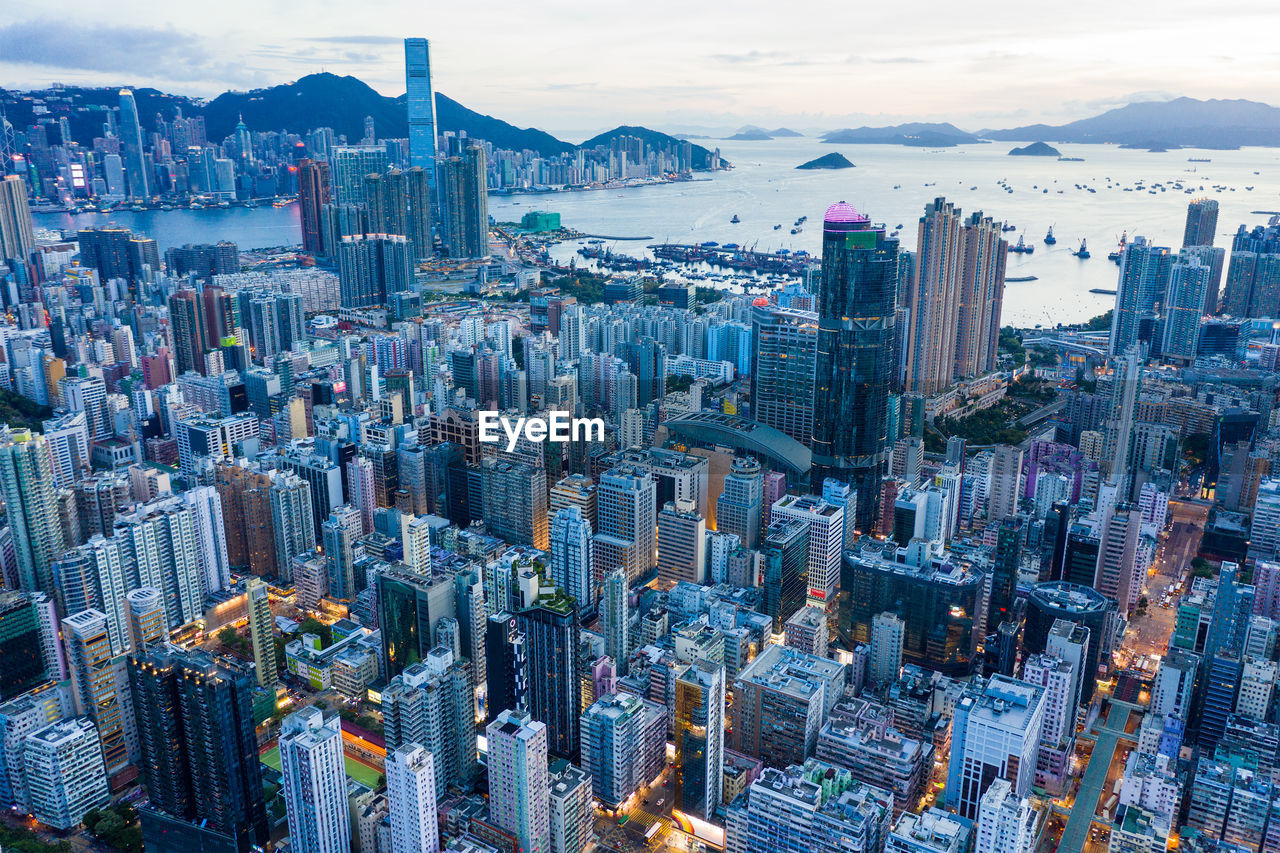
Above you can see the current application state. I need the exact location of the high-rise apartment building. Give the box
[297,159,332,255]
[439,146,489,259]
[482,459,549,550]
[903,198,962,396]
[593,465,657,585]
[279,708,351,853]
[381,648,478,799]
[245,578,277,688]
[0,174,36,262]
[0,428,65,597]
[954,211,1007,379]
[1183,198,1219,248]
[22,717,109,831]
[973,778,1037,853]
[549,506,594,616]
[1110,237,1173,356]
[388,743,439,853]
[1161,251,1212,363]
[656,500,707,587]
[62,609,132,776]
[579,692,666,808]
[870,612,905,688]
[487,708,551,853]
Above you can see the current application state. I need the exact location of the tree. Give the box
[998,327,1026,363]
[666,374,694,394]
[1191,557,1214,579]
[297,617,333,648]
[1082,309,1114,332]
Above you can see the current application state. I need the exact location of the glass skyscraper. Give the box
[404,38,439,192]
[811,202,898,532]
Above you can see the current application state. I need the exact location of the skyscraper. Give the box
[717,457,763,548]
[946,676,1044,820]
[487,708,551,853]
[0,428,64,597]
[269,471,316,582]
[771,494,844,611]
[974,779,1037,853]
[297,159,332,255]
[438,146,489,259]
[329,146,389,206]
[594,465,657,585]
[1183,198,1219,248]
[673,659,725,821]
[118,89,150,200]
[0,174,35,262]
[279,708,351,853]
[404,39,440,178]
[388,743,439,853]
[381,648,478,799]
[954,211,1007,379]
[869,611,905,688]
[62,609,132,776]
[750,304,818,446]
[601,568,629,675]
[1161,250,1212,363]
[516,588,581,758]
[656,500,707,587]
[903,198,962,396]
[579,692,666,809]
[1110,237,1173,356]
[22,718,109,831]
[811,203,898,531]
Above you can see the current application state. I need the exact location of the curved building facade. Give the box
[1024,581,1111,702]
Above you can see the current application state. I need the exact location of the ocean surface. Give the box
[36,137,1280,326]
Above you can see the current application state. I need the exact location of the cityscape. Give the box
[4,18,1280,853]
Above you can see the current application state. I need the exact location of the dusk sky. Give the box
[3,0,1279,139]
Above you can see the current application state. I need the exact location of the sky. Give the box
[3,0,1279,141]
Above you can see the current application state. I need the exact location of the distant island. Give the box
[797,152,855,170]
[822,122,981,147]
[770,128,804,137]
[728,129,775,141]
[1009,142,1061,156]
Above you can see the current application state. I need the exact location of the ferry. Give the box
[1072,239,1091,259]
[1044,226,1057,245]
[730,214,741,224]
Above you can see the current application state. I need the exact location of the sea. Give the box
[35,137,1280,327]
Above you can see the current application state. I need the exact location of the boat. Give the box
[730,214,741,223]
[1044,226,1057,245]
[1002,223,1017,232]
[790,227,801,234]
[774,224,782,230]
[1008,235,1034,254]
[1072,239,1090,259]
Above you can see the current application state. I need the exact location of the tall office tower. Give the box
[1161,251,1212,363]
[297,158,332,255]
[0,428,64,597]
[118,89,150,200]
[811,203,898,531]
[771,494,844,611]
[656,500,707,587]
[279,708,351,853]
[438,146,489,259]
[974,779,1037,853]
[0,591,57,700]
[215,464,277,577]
[1109,236,1173,356]
[269,471,316,582]
[987,444,1023,523]
[183,485,232,594]
[579,692,666,809]
[125,587,166,651]
[169,290,208,376]
[62,609,132,776]
[550,507,595,616]
[404,39,440,179]
[760,518,810,633]
[245,578,277,688]
[750,304,818,446]
[516,588,581,758]
[674,659,725,821]
[946,676,1044,819]
[336,233,415,307]
[1094,503,1142,614]
[594,466,657,584]
[1197,651,1242,750]
[388,744,439,853]
[482,459,549,550]
[377,566,457,677]
[1183,198,1219,247]
[989,517,1023,631]
[127,645,268,848]
[329,146,389,206]
[21,718,109,831]
[381,648,478,798]
[486,613,529,720]
[902,198,962,396]
[0,174,35,261]
[870,611,905,688]
[549,763,591,853]
[717,457,763,548]
[487,708,551,853]
[601,569,629,675]
[954,211,1007,379]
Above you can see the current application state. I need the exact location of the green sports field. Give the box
[259,745,382,788]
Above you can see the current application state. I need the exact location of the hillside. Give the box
[821,122,980,147]
[1008,142,1061,156]
[797,152,855,169]
[579,125,722,169]
[982,97,1280,149]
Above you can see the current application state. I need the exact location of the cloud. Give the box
[0,19,263,85]
[305,35,402,45]
[710,50,788,64]
[871,56,927,64]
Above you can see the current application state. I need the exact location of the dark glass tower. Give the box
[811,202,898,532]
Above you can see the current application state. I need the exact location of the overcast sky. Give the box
[2,0,1278,140]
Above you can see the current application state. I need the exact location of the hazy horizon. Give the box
[3,0,1279,139]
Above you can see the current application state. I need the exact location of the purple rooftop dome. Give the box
[823,201,869,225]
